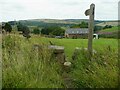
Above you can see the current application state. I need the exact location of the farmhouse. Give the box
[65,28,89,39]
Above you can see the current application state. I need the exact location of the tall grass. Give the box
[2,35,64,88]
[2,34,118,88]
[70,47,118,88]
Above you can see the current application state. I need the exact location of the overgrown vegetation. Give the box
[1,21,118,88]
[2,34,118,88]
[70,47,118,88]
[2,35,65,88]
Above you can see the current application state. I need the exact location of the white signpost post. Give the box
[85,3,95,56]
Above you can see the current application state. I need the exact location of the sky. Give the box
[0,0,119,22]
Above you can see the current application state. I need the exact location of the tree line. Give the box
[2,21,113,38]
[2,22,31,39]
[2,22,65,37]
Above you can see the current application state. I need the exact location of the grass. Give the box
[99,26,119,33]
[34,37,118,60]
[70,48,118,88]
[2,34,119,88]
[2,35,65,88]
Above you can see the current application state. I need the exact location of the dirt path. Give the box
[62,71,74,88]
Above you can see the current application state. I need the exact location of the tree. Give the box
[51,27,65,36]
[22,25,31,39]
[4,23,12,33]
[79,21,88,28]
[17,23,31,39]
[94,26,103,32]
[17,22,24,31]
[103,25,112,29]
[41,27,53,35]
[41,26,65,36]
[71,21,88,28]
[33,27,40,34]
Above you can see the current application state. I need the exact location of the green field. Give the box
[99,26,119,33]
[30,36,118,60]
[2,34,118,88]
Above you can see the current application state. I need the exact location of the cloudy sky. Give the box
[0,0,119,22]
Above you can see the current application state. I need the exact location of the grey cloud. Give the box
[0,0,118,21]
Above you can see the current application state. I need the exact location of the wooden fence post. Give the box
[85,3,95,56]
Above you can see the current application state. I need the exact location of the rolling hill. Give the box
[96,20,118,27]
[7,19,105,27]
[98,26,119,33]
[7,19,118,27]
[2,19,118,34]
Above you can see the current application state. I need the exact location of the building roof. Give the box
[65,28,89,34]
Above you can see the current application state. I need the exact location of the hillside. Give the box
[98,26,118,33]
[7,19,105,27]
[97,26,118,38]
[96,21,118,27]
[8,19,118,27]
[3,19,118,33]
[19,19,105,26]
[2,19,118,27]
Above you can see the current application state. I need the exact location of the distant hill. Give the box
[97,26,118,38]
[17,19,77,27]
[2,19,118,28]
[98,26,118,33]
[4,19,105,29]
[64,19,104,24]
[96,21,118,27]
[19,19,105,26]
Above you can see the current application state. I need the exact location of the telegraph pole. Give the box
[85,3,95,56]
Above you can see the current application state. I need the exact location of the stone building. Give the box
[65,28,89,39]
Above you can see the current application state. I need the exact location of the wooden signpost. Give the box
[85,3,95,56]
